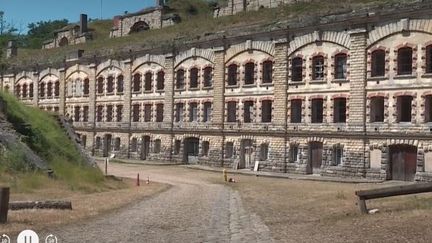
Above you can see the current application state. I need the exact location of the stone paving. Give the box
[43,163,273,243]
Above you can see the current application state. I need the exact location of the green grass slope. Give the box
[0,92,117,192]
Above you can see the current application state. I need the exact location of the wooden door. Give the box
[308,142,323,174]
[390,145,417,181]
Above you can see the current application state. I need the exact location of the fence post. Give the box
[0,187,10,224]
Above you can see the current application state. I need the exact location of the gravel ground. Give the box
[42,163,272,243]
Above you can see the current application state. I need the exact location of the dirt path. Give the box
[43,163,272,242]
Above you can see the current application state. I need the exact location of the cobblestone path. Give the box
[46,163,273,243]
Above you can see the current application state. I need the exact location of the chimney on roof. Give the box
[80,14,88,34]
[6,40,17,59]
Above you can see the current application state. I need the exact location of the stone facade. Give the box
[214,0,306,17]
[6,8,432,182]
[43,14,92,49]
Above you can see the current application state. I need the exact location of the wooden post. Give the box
[358,198,368,214]
[105,158,108,175]
[0,187,10,224]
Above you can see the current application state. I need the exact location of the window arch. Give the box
[291,57,303,82]
[83,78,90,95]
[47,82,53,97]
[54,81,60,97]
[176,69,185,90]
[22,84,28,98]
[371,49,385,77]
[39,83,45,98]
[312,55,325,80]
[227,64,238,86]
[397,47,413,75]
[106,76,115,93]
[244,62,255,85]
[132,73,142,92]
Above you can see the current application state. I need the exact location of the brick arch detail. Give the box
[288,31,351,56]
[225,40,275,63]
[132,54,165,71]
[96,59,123,76]
[175,48,215,68]
[38,68,60,83]
[65,64,91,79]
[385,139,421,148]
[306,137,327,144]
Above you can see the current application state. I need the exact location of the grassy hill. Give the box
[0,92,122,193]
[1,0,422,67]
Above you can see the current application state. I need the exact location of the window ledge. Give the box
[367,76,387,81]
[226,85,239,89]
[189,88,200,91]
[310,80,327,84]
[175,88,186,92]
[202,86,213,90]
[260,82,273,86]
[331,79,349,83]
[143,90,153,93]
[288,81,306,86]
[394,74,416,79]
[132,91,142,94]
[242,84,256,88]
[421,73,432,78]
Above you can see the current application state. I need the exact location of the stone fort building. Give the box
[4,3,432,182]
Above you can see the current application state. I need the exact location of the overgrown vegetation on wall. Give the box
[0,93,116,192]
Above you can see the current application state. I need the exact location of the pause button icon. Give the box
[17,230,39,243]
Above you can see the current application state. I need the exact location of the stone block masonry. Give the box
[6,6,432,182]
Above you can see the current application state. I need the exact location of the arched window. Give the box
[156,71,165,91]
[426,45,432,74]
[371,49,385,77]
[397,47,413,75]
[97,77,104,94]
[262,60,273,84]
[244,62,255,85]
[291,57,303,82]
[133,73,142,92]
[29,83,34,98]
[83,78,90,95]
[334,53,347,79]
[54,81,60,97]
[106,76,115,93]
[39,83,45,98]
[203,67,213,87]
[22,84,28,98]
[117,75,124,93]
[176,69,185,90]
[189,68,199,89]
[47,82,53,97]
[144,72,152,91]
[227,64,238,86]
[312,56,325,80]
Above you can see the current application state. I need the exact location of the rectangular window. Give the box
[176,70,185,89]
[427,46,432,74]
[174,140,181,155]
[156,104,164,122]
[144,104,152,122]
[333,147,343,166]
[144,73,152,91]
[334,54,347,79]
[190,68,199,89]
[397,47,413,75]
[189,103,198,122]
[83,106,89,122]
[116,105,123,122]
[244,101,254,123]
[106,105,113,122]
[333,98,347,123]
[153,139,161,153]
[262,61,273,83]
[203,102,212,122]
[175,103,184,122]
[289,145,298,163]
[227,101,237,122]
[228,64,238,86]
[311,99,324,123]
[397,96,413,122]
[74,106,80,122]
[371,50,385,77]
[244,62,255,85]
[203,67,213,87]
[225,142,234,158]
[312,56,325,80]
[157,71,165,91]
[290,99,302,123]
[130,138,137,152]
[259,144,269,161]
[291,57,303,82]
[132,104,140,122]
[261,100,272,123]
[96,105,103,122]
[202,141,210,157]
[370,97,384,122]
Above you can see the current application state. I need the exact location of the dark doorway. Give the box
[183,137,199,164]
[308,142,323,174]
[103,134,112,157]
[140,136,150,160]
[129,21,150,34]
[59,37,69,47]
[389,145,417,181]
[240,139,254,169]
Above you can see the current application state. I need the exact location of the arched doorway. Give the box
[183,137,199,164]
[140,136,151,160]
[307,142,323,174]
[389,145,417,181]
[59,37,69,47]
[129,21,150,34]
[240,139,254,169]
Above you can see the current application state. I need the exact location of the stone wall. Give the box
[6,11,432,181]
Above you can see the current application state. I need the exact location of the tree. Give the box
[24,19,69,49]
